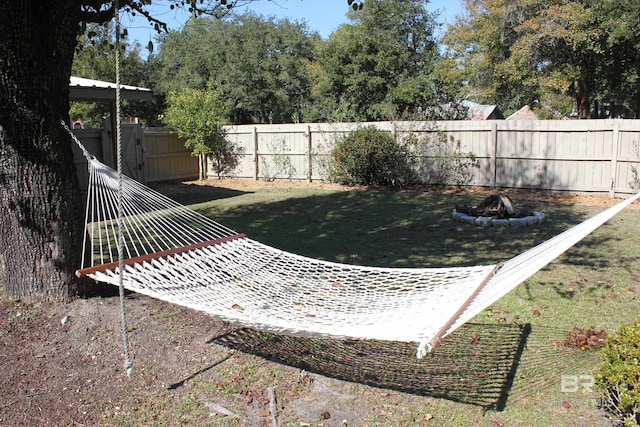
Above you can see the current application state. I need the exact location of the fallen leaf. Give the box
[258,410,270,417]
[491,420,504,427]
[533,309,541,316]
[232,304,244,311]
[561,400,571,409]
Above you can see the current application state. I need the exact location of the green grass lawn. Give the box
[157,182,640,426]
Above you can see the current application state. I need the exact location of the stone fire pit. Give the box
[452,194,545,227]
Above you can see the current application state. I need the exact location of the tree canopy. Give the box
[153,12,318,124]
[314,0,440,121]
[147,0,445,124]
[438,0,640,118]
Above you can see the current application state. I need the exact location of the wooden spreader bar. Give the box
[76,233,246,278]
[427,263,503,350]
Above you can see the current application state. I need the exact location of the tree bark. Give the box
[575,76,591,119]
[0,1,84,301]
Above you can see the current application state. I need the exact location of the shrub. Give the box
[261,139,296,181]
[165,87,242,179]
[595,319,640,426]
[328,126,417,187]
[208,139,244,179]
[415,131,479,187]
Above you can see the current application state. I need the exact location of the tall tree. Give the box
[0,0,362,302]
[153,12,318,124]
[437,0,543,114]
[1,1,87,302]
[514,0,604,118]
[439,0,640,118]
[315,0,440,121]
[593,0,640,117]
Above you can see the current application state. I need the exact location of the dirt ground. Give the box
[0,181,635,427]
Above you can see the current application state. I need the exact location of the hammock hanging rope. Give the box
[72,145,639,358]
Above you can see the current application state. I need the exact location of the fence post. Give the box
[253,126,259,180]
[307,125,313,182]
[491,121,498,189]
[609,120,620,198]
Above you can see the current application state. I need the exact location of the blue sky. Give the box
[123,0,463,49]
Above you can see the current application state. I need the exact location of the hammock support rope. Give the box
[74,153,639,358]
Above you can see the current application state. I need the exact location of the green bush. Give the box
[165,87,242,179]
[415,132,479,187]
[328,126,417,187]
[595,319,640,426]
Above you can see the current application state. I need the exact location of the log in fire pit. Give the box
[453,194,545,227]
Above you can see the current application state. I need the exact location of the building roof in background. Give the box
[69,76,153,101]
[507,105,539,120]
[461,100,504,120]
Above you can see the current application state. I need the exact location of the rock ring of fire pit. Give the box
[452,194,545,227]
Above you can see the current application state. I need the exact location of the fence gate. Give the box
[120,124,144,183]
[102,120,145,183]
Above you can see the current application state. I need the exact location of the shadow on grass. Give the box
[503,324,604,403]
[150,181,251,205]
[168,351,235,391]
[184,186,629,275]
[213,322,531,410]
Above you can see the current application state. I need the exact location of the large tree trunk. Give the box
[575,76,591,119]
[0,1,84,301]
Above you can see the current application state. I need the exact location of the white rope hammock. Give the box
[76,157,640,357]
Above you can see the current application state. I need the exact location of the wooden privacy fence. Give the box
[222,119,640,196]
[73,125,198,190]
[73,120,640,196]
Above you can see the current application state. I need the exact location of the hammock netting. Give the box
[77,157,640,357]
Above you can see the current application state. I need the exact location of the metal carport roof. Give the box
[69,76,153,101]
